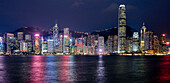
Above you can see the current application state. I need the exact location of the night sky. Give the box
[0,0,170,39]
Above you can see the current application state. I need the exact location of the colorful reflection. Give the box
[57,55,77,82]
[96,56,106,82]
[44,55,57,82]
[30,56,45,83]
[157,56,170,82]
[0,56,7,82]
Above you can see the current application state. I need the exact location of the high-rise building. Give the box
[160,34,167,53]
[20,41,28,52]
[34,34,40,55]
[153,35,160,53]
[25,34,31,41]
[160,34,166,44]
[17,32,24,40]
[58,34,63,53]
[126,37,133,52]
[47,38,54,54]
[27,41,33,53]
[98,36,105,55]
[75,38,85,54]
[0,37,4,54]
[144,31,153,51]
[5,33,14,54]
[118,4,126,53]
[90,35,99,54]
[53,24,59,53]
[106,35,114,54]
[133,32,139,52]
[140,22,146,52]
[42,40,48,54]
[113,35,118,53]
[63,28,70,54]
[7,37,16,54]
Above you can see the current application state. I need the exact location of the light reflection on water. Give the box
[0,56,7,83]
[0,55,169,82]
[96,56,106,83]
[157,56,170,82]
[30,56,45,83]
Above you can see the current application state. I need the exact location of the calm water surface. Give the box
[0,55,170,83]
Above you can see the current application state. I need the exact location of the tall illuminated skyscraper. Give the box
[63,28,69,54]
[47,38,54,54]
[144,31,153,51]
[5,33,14,54]
[75,38,84,54]
[113,35,118,53]
[53,24,59,53]
[133,32,139,52]
[34,34,40,55]
[153,35,160,53]
[106,35,113,53]
[160,34,167,53]
[98,36,105,55]
[118,4,126,53]
[140,22,146,52]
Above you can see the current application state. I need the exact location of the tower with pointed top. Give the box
[53,24,59,54]
[118,4,126,53]
[140,22,146,52]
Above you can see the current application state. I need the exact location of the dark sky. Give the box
[0,0,170,39]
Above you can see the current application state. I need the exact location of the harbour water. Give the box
[0,55,170,83]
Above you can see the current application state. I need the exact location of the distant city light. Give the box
[64,35,68,38]
[162,34,166,37]
[70,39,72,42]
[99,49,102,52]
[60,35,63,37]
[34,34,40,37]
[166,42,170,45]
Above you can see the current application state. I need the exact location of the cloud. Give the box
[72,0,84,7]
[102,3,118,12]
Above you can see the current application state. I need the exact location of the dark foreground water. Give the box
[0,55,170,83]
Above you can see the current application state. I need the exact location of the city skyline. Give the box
[0,0,170,40]
[0,4,169,55]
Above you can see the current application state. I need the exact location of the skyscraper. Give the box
[20,41,28,52]
[144,31,153,51]
[113,35,118,53]
[126,37,133,52]
[118,4,126,53]
[98,36,105,55]
[17,32,24,40]
[160,34,167,53]
[53,24,59,53]
[153,35,160,53]
[5,33,14,54]
[47,38,54,54]
[140,22,146,52]
[133,32,139,52]
[75,38,84,54]
[106,35,114,53]
[63,28,69,54]
[34,34,40,55]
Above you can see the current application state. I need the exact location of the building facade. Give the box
[118,5,126,53]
